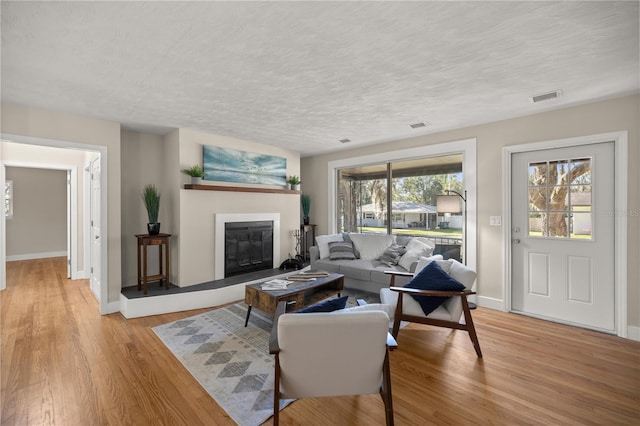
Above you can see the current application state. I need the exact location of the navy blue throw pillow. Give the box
[297,295,349,313]
[405,261,465,315]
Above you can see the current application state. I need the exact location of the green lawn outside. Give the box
[358,226,463,238]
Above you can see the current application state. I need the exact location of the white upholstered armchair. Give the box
[269,301,398,425]
[380,257,482,358]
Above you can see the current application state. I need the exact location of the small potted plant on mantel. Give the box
[287,175,301,191]
[182,164,206,184]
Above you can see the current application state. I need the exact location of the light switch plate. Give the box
[490,216,502,226]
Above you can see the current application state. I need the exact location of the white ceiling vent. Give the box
[530,90,562,103]
[339,138,351,143]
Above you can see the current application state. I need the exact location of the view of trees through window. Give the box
[528,157,592,239]
[337,155,464,240]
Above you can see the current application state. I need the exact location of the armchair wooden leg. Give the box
[391,293,403,338]
[380,348,395,426]
[461,297,482,358]
[273,355,281,425]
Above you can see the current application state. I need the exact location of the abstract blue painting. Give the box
[203,145,287,185]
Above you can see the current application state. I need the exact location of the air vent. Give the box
[339,138,351,143]
[530,90,562,103]
[410,122,430,129]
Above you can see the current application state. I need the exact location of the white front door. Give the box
[511,142,615,333]
[89,157,101,301]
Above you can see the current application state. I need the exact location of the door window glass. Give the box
[527,158,592,239]
[4,180,13,219]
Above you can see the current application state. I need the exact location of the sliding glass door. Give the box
[336,154,465,260]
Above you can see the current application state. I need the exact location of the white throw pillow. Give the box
[315,234,344,259]
[448,260,477,290]
[348,233,395,260]
[413,254,444,274]
[398,238,435,271]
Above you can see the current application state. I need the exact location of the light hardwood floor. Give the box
[2,257,639,425]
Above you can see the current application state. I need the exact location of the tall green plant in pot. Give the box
[301,193,311,225]
[142,184,161,235]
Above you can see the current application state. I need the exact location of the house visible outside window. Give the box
[4,180,13,219]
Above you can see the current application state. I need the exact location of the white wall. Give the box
[301,94,640,328]
[6,167,67,258]
[176,128,301,286]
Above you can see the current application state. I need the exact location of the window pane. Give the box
[528,187,546,211]
[548,213,569,237]
[570,186,592,211]
[570,158,591,184]
[571,212,592,238]
[550,160,569,185]
[529,212,542,236]
[549,186,569,211]
[528,162,547,186]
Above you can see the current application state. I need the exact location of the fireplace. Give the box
[224,221,273,277]
[214,213,281,280]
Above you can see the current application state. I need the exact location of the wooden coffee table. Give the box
[244,273,345,326]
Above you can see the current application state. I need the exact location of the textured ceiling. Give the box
[1,1,638,157]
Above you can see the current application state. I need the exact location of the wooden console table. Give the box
[135,233,171,294]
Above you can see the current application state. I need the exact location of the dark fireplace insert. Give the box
[225,221,274,278]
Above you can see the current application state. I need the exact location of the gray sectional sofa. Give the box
[309,232,442,293]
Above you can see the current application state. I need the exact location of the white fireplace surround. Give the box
[214,213,281,280]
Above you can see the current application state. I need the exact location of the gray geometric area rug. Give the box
[152,302,290,426]
[152,291,380,425]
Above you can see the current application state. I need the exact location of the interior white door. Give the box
[89,157,101,301]
[66,170,71,278]
[511,142,615,332]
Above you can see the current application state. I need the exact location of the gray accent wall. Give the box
[6,167,67,257]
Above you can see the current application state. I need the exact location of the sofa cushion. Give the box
[312,258,343,273]
[347,233,395,260]
[297,295,349,313]
[328,241,356,260]
[405,261,465,316]
[316,234,344,259]
[398,238,434,271]
[339,259,377,281]
[378,243,406,266]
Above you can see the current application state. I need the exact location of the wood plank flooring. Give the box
[2,257,639,425]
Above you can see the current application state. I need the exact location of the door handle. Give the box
[512,238,521,244]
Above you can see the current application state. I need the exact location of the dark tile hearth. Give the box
[121,268,293,299]
[121,267,381,306]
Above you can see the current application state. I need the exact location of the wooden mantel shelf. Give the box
[184,184,301,194]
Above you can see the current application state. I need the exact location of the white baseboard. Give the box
[6,251,67,261]
[476,295,505,311]
[627,325,640,341]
